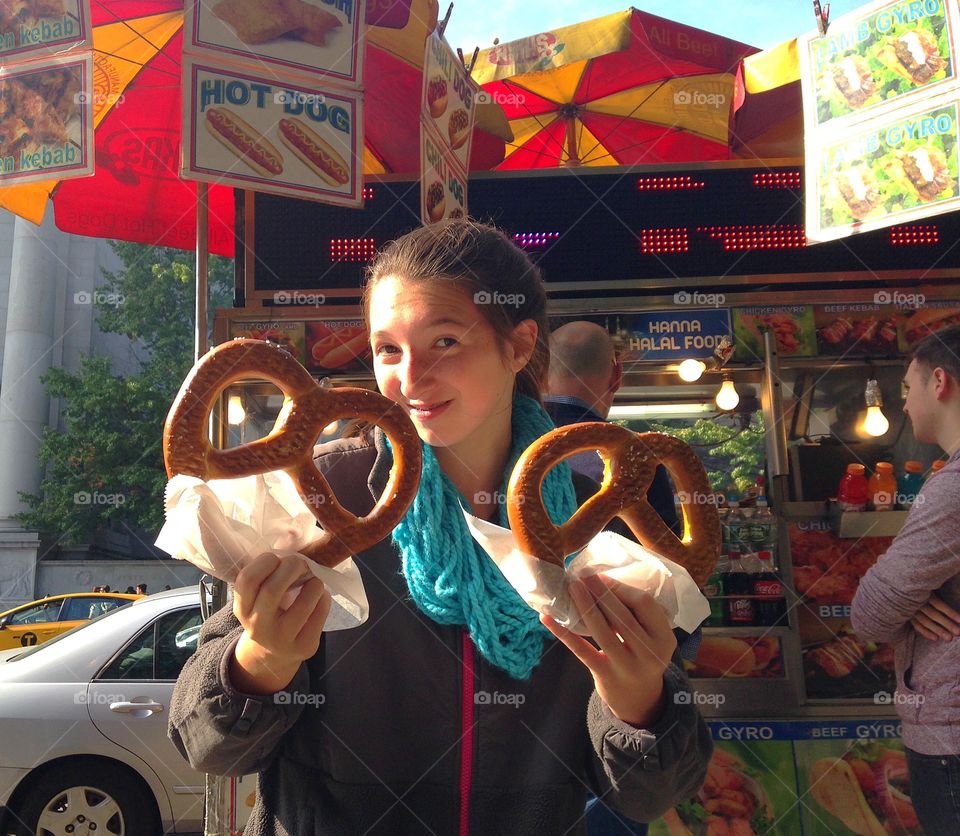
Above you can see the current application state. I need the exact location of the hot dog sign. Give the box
[182,62,362,207]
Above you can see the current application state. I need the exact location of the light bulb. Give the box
[715,379,740,411]
[677,358,706,382]
[863,405,889,437]
[227,395,246,425]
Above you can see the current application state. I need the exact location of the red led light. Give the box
[362,187,375,201]
[889,224,939,246]
[639,228,690,254]
[697,225,806,251]
[753,171,802,189]
[636,175,705,191]
[329,238,377,262]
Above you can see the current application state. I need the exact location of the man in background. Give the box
[852,324,960,835]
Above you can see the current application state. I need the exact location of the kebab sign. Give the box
[800,0,960,240]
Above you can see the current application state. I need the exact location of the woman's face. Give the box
[368,275,530,454]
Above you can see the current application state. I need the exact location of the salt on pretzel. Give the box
[163,338,421,567]
[507,423,720,586]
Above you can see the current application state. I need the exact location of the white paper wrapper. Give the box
[464,510,709,636]
[156,472,368,631]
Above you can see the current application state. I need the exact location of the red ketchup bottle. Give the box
[838,463,869,511]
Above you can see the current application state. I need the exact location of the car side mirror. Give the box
[0,615,9,629]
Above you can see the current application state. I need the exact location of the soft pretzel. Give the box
[507,423,720,586]
[163,338,421,567]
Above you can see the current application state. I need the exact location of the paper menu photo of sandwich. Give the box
[799,741,922,835]
[902,302,960,347]
[420,122,467,225]
[802,0,956,128]
[421,30,478,170]
[813,99,960,238]
[186,0,364,85]
[183,62,362,207]
[0,0,91,60]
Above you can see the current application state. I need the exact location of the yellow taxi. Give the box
[0,592,142,650]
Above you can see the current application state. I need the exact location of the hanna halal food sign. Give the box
[800,0,960,240]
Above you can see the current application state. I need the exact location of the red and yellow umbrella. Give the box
[0,0,508,255]
[471,8,757,169]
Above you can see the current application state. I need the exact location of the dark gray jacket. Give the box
[169,432,712,835]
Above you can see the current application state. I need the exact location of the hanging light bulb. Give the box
[677,358,707,382]
[862,378,889,437]
[227,394,246,425]
[715,378,740,411]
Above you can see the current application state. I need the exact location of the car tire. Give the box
[11,761,161,836]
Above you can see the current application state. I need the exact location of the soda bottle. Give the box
[897,461,924,508]
[868,462,896,511]
[928,460,946,479]
[838,463,868,511]
[703,556,729,627]
[724,550,756,626]
[752,550,786,627]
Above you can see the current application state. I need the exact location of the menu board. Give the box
[789,521,897,700]
[0,0,90,60]
[185,0,365,85]
[620,308,732,362]
[182,62,363,206]
[420,28,474,224]
[304,320,371,373]
[800,0,960,240]
[229,321,306,363]
[732,305,817,361]
[684,635,784,679]
[0,56,94,186]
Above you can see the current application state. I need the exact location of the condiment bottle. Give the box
[838,463,868,512]
[897,461,924,508]
[928,460,946,479]
[868,462,896,511]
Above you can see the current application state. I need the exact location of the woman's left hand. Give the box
[541,573,676,728]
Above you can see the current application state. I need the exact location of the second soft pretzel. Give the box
[507,423,720,586]
[163,338,422,567]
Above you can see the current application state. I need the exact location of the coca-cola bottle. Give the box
[752,551,787,627]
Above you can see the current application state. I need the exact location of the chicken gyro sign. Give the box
[800,0,960,240]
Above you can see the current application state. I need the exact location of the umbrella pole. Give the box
[195,182,209,362]
[564,114,580,167]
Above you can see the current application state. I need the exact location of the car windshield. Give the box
[4,601,137,662]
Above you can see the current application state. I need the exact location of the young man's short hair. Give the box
[911,324,960,382]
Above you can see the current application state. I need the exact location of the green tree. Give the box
[17,243,233,544]
[645,417,766,495]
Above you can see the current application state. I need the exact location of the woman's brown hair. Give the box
[362,219,550,402]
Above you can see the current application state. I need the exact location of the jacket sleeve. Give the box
[586,652,713,822]
[168,602,311,776]
[852,471,960,644]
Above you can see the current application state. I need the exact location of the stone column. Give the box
[0,214,60,606]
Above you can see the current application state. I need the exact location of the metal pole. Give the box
[196,182,233,836]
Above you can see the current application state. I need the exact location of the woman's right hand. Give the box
[229,552,332,695]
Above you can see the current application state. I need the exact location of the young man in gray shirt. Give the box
[852,324,960,836]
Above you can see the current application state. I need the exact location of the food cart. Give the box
[215,161,959,833]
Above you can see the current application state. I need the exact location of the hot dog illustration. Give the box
[205,106,284,177]
[427,75,448,118]
[425,181,445,222]
[311,326,369,368]
[278,117,350,187]
[448,107,470,150]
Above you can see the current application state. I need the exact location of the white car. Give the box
[0,587,209,835]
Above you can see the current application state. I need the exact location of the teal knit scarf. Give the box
[391,393,578,680]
